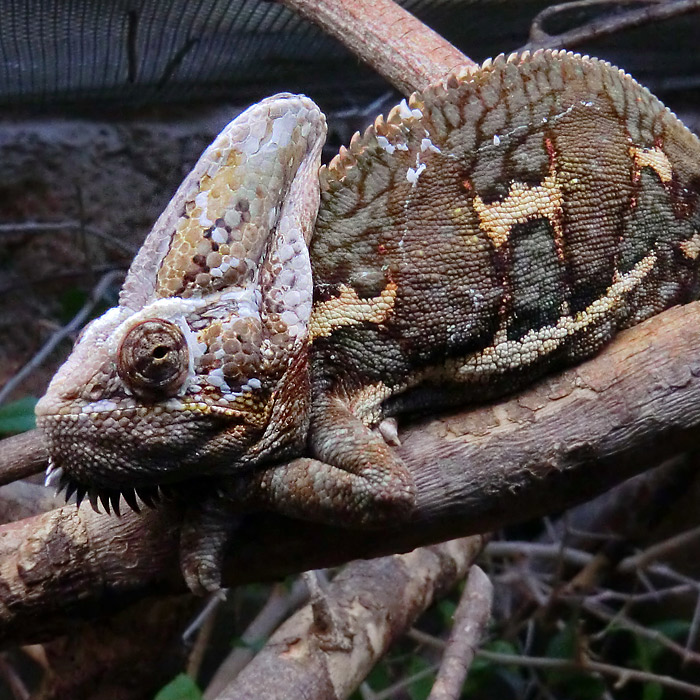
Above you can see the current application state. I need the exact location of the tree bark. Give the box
[280,0,474,94]
[1,301,699,646]
[214,538,483,700]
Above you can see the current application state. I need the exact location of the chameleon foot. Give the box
[180,499,242,595]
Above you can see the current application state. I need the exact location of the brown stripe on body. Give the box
[439,249,657,382]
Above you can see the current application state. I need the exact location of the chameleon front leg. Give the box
[181,396,415,592]
[241,394,416,526]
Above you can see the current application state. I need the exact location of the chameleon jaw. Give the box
[36,401,261,505]
[44,459,165,515]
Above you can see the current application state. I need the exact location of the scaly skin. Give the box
[36,51,700,591]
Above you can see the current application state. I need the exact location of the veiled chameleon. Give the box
[36,50,700,590]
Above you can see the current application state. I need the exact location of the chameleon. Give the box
[35,50,700,592]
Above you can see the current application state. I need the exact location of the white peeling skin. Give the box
[376,135,396,154]
[406,163,426,185]
[259,110,324,366]
[420,137,441,154]
[121,94,327,310]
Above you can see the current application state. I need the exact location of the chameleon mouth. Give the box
[44,459,176,515]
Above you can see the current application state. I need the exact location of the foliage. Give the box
[0,397,37,435]
[154,674,202,700]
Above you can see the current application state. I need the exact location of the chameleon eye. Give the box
[117,319,189,398]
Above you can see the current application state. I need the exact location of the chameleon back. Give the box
[310,50,700,422]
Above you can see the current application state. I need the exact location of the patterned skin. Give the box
[36,51,700,591]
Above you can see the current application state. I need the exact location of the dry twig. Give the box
[427,566,493,700]
[477,649,700,697]
[525,0,700,51]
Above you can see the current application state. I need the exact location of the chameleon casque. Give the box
[36,50,700,591]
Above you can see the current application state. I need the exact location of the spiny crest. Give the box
[320,93,428,192]
[319,49,685,198]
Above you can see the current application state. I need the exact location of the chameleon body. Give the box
[36,51,700,590]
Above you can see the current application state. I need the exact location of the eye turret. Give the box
[117,319,189,398]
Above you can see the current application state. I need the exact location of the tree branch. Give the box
[280,0,474,94]
[0,430,47,486]
[213,537,483,700]
[1,300,700,646]
[427,566,493,700]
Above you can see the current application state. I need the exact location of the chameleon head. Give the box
[35,92,325,509]
[35,291,309,505]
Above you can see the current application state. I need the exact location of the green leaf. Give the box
[0,397,37,435]
[642,681,663,700]
[58,287,89,322]
[437,597,457,624]
[543,626,605,699]
[406,656,434,700]
[545,624,576,660]
[651,619,691,641]
[154,674,202,700]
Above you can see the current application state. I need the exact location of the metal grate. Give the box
[0,0,698,108]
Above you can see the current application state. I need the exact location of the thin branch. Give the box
[618,526,700,573]
[0,430,47,486]
[0,270,123,406]
[524,0,700,51]
[0,654,30,700]
[589,583,695,605]
[478,649,700,697]
[485,541,594,569]
[0,221,138,256]
[186,601,218,680]
[428,566,493,700]
[374,665,439,700]
[581,598,700,667]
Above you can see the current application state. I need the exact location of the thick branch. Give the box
[280,0,474,94]
[215,537,483,700]
[1,301,700,646]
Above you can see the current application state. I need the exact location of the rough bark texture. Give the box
[216,537,483,700]
[0,431,48,486]
[281,0,474,95]
[1,300,700,646]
